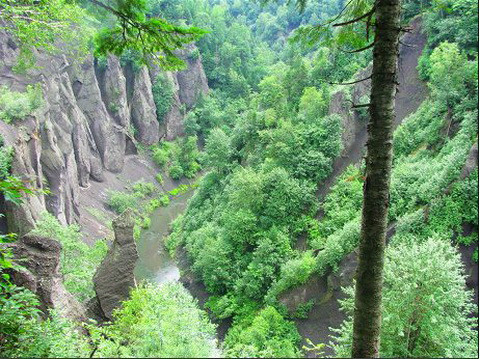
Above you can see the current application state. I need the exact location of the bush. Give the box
[224,306,301,358]
[152,73,174,122]
[293,299,315,319]
[91,282,219,358]
[331,236,478,358]
[0,145,13,179]
[0,285,90,358]
[158,194,170,206]
[0,85,42,124]
[131,181,156,197]
[31,212,108,302]
[152,146,170,167]
[140,217,151,229]
[168,163,184,180]
[267,251,316,301]
[155,173,164,184]
[107,190,141,214]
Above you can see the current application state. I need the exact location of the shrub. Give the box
[331,236,478,358]
[140,217,151,229]
[152,146,169,167]
[0,285,90,358]
[267,251,316,301]
[131,181,156,197]
[0,85,42,124]
[107,190,141,214]
[168,163,184,180]
[0,144,13,179]
[158,194,170,206]
[91,282,219,358]
[293,299,315,319]
[152,73,174,122]
[155,173,164,184]
[30,212,108,302]
[224,306,301,358]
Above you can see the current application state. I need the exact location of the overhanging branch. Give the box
[329,75,371,86]
[333,8,375,27]
[341,42,374,53]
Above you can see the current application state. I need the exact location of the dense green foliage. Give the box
[224,306,301,358]
[152,73,175,122]
[332,236,478,357]
[89,282,218,357]
[1,0,478,357]
[0,85,42,124]
[31,212,108,302]
[151,136,201,179]
[0,281,218,358]
[0,0,205,71]
[165,0,477,356]
[161,2,364,355]
[0,285,90,358]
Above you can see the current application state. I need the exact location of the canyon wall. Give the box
[0,35,208,234]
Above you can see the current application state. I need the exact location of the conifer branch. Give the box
[332,7,376,27]
[329,75,371,85]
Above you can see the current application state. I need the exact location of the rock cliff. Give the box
[0,33,208,235]
[91,209,138,321]
[6,234,85,321]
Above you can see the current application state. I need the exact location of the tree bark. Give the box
[351,0,402,357]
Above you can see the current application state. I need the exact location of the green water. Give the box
[134,191,194,285]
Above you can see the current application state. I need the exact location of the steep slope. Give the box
[0,33,208,238]
[317,16,427,203]
[282,17,429,356]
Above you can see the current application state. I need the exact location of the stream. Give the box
[133,185,232,341]
[134,191,194,285]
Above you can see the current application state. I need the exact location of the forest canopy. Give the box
[0,0,478,358]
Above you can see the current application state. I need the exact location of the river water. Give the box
[134,191,194,285]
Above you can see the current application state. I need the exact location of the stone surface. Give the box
[69,56,125,173]
[176,44,209,110]
[0,30,208,233]
[7,234,85,321]
[460,142,478,180]
[130,66,160,145]
[92,209,138,320]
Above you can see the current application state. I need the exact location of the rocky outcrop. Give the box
[460,141,478,180]
[148,45,209,140]
[5,126,45,235]
[176,44,209,111]
[91,209,138,321]
[163,72,186,140]
[70,56,126,173]
[130,67,160,145]
[280,251,358,357]
[0,29,208,233]
[6,234,85,321]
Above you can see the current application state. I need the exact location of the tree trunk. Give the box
[351,0,402,357]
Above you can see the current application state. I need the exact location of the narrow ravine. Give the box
[134,192,193,285]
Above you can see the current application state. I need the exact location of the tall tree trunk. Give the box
[351,0,402,357]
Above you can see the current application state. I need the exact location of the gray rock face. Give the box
[130,67,160,145]
[99,56,130,127]
[163,72,185,140]
[92,210,138,320]
[460,142,478,180]
[318,18,427,202]
[150,44,209,140]
[176,44,209,111]
[5,127,45,235]
[0,31,208,232]
[70,56,126,173]
[7,234,85,321]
